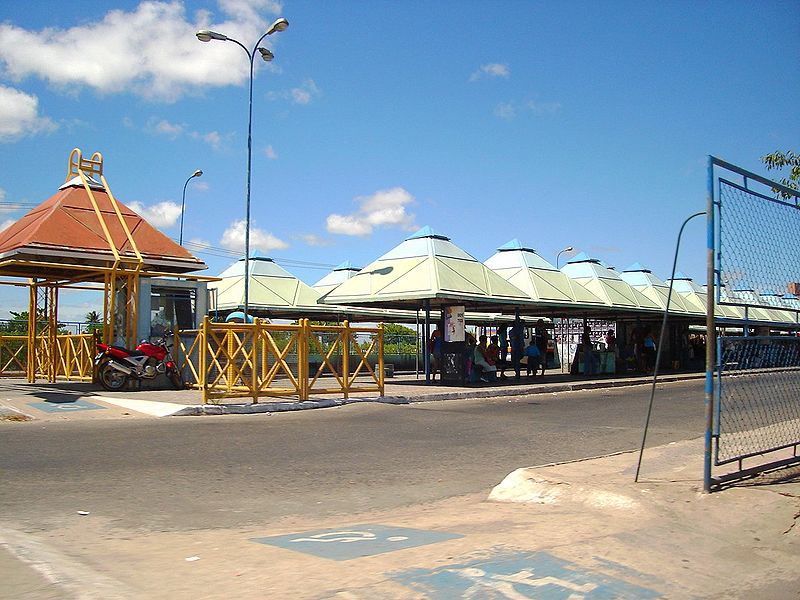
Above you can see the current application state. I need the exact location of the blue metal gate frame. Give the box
[705,156,800,491]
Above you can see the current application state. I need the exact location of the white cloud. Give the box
[189,130,225,150]
[297,233,331,247]
[526,100,562,115]
[264,144,278,159]
[220,219,288,252]
[268,78,320,105]
[0,1,285,102]
[291,79,319,104]
[193,181,210,192]
[0,218,16,232]
[0,84,57,142]
[151,118,184,138]
[494,102,516,120]
[129,200,182,228]
[469,63,510,82]
[326,187,417,237]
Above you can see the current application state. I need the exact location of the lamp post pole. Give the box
[196,18,289,321]
[179,169,203,246]
[556,246,574,269]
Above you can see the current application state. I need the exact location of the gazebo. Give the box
[0,148,210,381]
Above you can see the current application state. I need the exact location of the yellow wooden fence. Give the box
[0,332,95,381]
[175,317,384,404]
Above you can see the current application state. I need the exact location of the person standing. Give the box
[509,317,525,379]
[428,327,443,382]
[497,325,509,362]
[534,319,550,376]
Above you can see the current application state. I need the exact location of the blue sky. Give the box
[0,0,798,320]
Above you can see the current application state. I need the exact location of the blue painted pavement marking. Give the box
[252,524,462,561]
[28,399,105,413]
[391,550,661,599]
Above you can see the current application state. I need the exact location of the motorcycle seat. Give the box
[111,345,146,357]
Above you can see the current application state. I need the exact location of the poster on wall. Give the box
[444,305,465,342]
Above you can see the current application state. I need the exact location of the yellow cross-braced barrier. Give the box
[53,333,95,381]
[0,335,27,377]
[0,333,95,381]
[175,317,384,404]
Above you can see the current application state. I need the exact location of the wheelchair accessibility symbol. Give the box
[28,400,105,413]
[252,524,461,560]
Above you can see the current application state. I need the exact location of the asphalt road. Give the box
[0,380,705,534]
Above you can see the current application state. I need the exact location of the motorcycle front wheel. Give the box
[167,367,185,390]
[99,364,128,392]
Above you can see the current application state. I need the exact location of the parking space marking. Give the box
[391,550,661,599]
[28,400,105,413]
[252,524,462,561]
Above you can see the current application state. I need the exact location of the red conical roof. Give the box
[0,177,207,280]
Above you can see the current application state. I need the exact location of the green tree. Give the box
[383,323,419,355]
[762,150,800,199]
[84,310,103,334]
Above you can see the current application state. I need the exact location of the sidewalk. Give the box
[2,437,797,599]
[0,370,705,420]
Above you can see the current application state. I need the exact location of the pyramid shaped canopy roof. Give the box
[560,252,660,312]
[484,240,606,308]
[0,177,206,279]
[320,227,531,310]
[209,257,410,321]
[209,257,325,314]
[725,288,793,324]
[312,261,361,296]
[619,264,690,313]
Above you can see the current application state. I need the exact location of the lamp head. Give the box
[192,169,203,178]
[258,47,274,62]
[196,30,228,42]
[564,246,574,252]
[266,17,289,35]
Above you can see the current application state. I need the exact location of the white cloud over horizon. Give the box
[0,84,57,142]
[326,187,417,237]
[129,200,182,228]
[0,0,285,103]
[469,63,510,82]
[220,219,288,252]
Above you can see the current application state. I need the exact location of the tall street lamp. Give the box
[180,169,203,246]
[556,246,574,269]
[196,17,289,320]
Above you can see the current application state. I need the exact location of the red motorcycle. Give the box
[95,335,184,392]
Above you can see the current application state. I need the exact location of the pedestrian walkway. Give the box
[0,371,705,420]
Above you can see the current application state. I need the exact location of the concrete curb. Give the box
[169,373,703,416]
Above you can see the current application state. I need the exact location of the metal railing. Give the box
[175,317,384,404]
[0,333,95,381]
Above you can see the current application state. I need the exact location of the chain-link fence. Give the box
[709,157,800,486]
[716,336,800,464]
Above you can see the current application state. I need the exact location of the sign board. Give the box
[444,305,465,342]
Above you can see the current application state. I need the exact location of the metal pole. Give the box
[179,170,202,247]
[635,211,705,482]
[424,300,431,384]
[704,157,717,493]
[243,47,256,322]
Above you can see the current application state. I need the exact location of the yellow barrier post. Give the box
[342,320,350,400]
[299,318,309,401]
[251,319,260,404]
[378,322,385,396]
[200,316,209,404]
